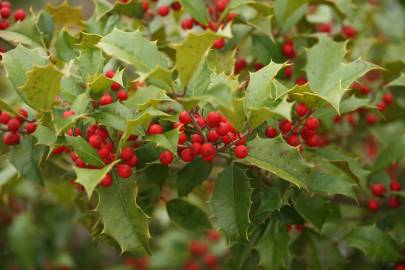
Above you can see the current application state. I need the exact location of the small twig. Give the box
[189,111,206,141]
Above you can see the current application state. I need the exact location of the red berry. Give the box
[63,110,76,118]
[383,92,393,105]
[227,12,237,22]
[295,103,309,117]
[287,135,300,147]
[341,25,357,38]
[120,147,134,161]
[191,143,202,156]
[0,111,11,124]
[201,143,216,157]
[318,23,331,33]
[370,183,386,196]
[367,199,380,212]
[89,135,103,148]
[98,147,110,159]
[207,230,221,241]
[126,155,139,167]
[390,181,401,191]
[207,112,221,127]
[181,18,194,30]
[148,124,164,135]
[295,76,308,85]
[160,150,174,165]
[282,41,296,58]
[116,164,132,178]
[100,174,113,188]
[0,7,11,19]
[86,125,98,138]
[99,93,113,106]
[295,224,304,232]
[234,145,248,159]
[213,38,225,49]
[216,122,231,136]
[265,126,278,138]
[180,148,194,162]
[284,65,293,79]
[305,117,319,130]
[14,9,26,22]
[111,82,121,91]
[179,111,192,124]
[3,132,19,145]
[53,146,66,155]
[377,101,386,111]
[234,58,247,74]
[366,113,378,125]
[304,134,318,147]
[170,1,182,11]
[7,119,20,132]
[67,128,81,137]
[95,127,109,140]
[184,260,200,270]
[0,19,9,30]
[395,264,405,270]
[117,89,128,101]
[178,132,188,144]
[0,2,11,9]
[25,122,37,134]
[207,130,220,142]
[279,120,292,133]
[191,134,204,144]
[142,0,149,11]
[189,241,208,257]
[203,254,219,269]
[388,196,400,208]
[105,70,115,78]
[157,5,170,16]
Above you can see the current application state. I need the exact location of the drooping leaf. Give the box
[211,164,252,241]
[345,225,402,262]
[19,64,63,112]
[241,136,313,189]
[97,29,169,73]
[74,161,118,198]
[167,198,212,232]
[97,178,151,253]
[177,158,213,196]
[65,136,105,167]
[255,217,289,270]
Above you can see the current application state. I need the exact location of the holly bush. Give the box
[0,0,405,269]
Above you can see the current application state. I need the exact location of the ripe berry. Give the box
[111,82,121,91]
[341,25,357,38]
[282,41,296,58]
[191,143,202,156]
[0,111,11,124]
[14,9,26,22]
[201,143,216,157]
[1,7,11,19]
[370,183,386,196]
[318,23,331,33]
[100,174,113,188]
[3,132,19,145]
[181,18,194,30]
[98,147,110,159]
[184,260,199,270]
[157,5,170,16]
[295,76,308,85]
[142,0,149,11]
[377,101,386,111]
[284,65,293,79]
[179,111,192,124]
[89,135,103,148]
[191,134,204,144]
[207,230,221,241]
[207,112,221,127]
[0,19,9,30]
[25,122,37,134]
[148,124,164,135]
[105,70,115,78]
[7,119,21,132]
[234,145,248,159]
[160,150,174,165]
[388,196,400,208]
[189,241,208,257]
[366,114,378,125]
[67,128,81,137]
[227,12,237,21]
[295,103,309,117]
[216,122,231,136]
[383,92,393,105]
[305,117,319,130]
[117,89,128,101]
[120,147,134,161]
[287,135,300,147]
[304,134,318,147]
[203,254,219,268]
[180,148,194,162]
[116,164,132,178]
[367,198,380,212]
[53,146,66,155]
[213,38,225,49]
[170,1,182,11]
[395,264,405,270]
[390,181,401,191]
[279,120,292,133]
[234,58,247,74]
[99,94,113,106]
[63,110,76,118]
[178,132,188,144]
[126,155,139,167]
[207,130,220,142]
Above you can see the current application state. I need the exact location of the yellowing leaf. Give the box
[46,1,84,28]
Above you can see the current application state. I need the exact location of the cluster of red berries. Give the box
[0,1,26,30]
[265,103,325,148]
[351,81,394,112]
[184,231,222,270]
[154,111,249,165]
[97,70,129,106]
[367,180,402,212]
[286,223,305,233]
[124,257,149,270]
[0,109,37,146]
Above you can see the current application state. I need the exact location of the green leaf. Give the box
[255,218,289,270]
[74,161,118,198]
[95,0,144,20]
[166,198,212,232]
[2,45,48,88]
[345,225,402,262]
[45,1,84,28]
[0,15,45,49]
[8,137,45,184]
[211,164,251,241]
[177,158,213,196]
[144,128,180,155]
[76,48,104,78]
[97,178,151,253]
[19,64,63,112]
[241,136,313,189]
[97,29,169,73]
[0,99,18,116]
[54,29,78,62]
[372,134,405,173]
[34,125,57,147]
[171,31,220,87]
[293,193,332,231]
[305,36,379,112]
[178,0,209,25]
[389,73,405,87]
[275,0,309,33]
[66,136,105,167]
[125,85,173,111]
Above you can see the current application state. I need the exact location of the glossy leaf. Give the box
[177,158,213,196]
[66,136,105,167]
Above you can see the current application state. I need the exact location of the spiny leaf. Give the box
[45,1,84,28]
[66,136,105,167]
[97,29,169,73]
[97,178,151,254]
[293,193,332,231]
[211,164,252,241]
[18,64,63,112]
